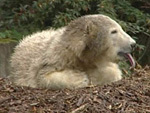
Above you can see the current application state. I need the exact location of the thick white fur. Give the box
[10,14,136,89]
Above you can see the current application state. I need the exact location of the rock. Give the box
[0,40,17,77]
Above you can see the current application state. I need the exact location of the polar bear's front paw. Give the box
[74,76,89,88]
[39,70,90,89]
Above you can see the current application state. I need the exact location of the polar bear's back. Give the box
[10,29,56,78]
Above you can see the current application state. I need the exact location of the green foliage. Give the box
[0,0,92,28]
[1,0,149,35]
[0,29,28,40]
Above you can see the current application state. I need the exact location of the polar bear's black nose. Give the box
[131,43,136,50]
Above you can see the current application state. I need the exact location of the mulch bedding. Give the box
[0,66,150,113]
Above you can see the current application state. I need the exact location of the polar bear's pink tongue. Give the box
[124,53,135,68]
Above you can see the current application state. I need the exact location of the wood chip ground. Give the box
[0,66,150,113]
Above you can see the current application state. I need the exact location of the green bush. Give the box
[1,0,149,39]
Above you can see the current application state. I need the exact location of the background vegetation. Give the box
[0,0,150,67]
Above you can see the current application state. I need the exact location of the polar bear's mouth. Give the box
[118,52,135,68]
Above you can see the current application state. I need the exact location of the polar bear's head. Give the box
[64,14,136,67]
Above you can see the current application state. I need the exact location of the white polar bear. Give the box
[10,14,136,89]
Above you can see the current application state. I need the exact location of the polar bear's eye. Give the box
[111,30,117,34]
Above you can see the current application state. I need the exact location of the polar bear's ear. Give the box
[86,21,98,38]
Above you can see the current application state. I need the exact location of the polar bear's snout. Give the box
[130,41,136,52]
[126,36,136,53]
[124,32,136,51]
[117,33,136,68]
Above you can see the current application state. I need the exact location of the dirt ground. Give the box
[0,66,150,113]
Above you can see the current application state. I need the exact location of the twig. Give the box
[71,104,88,113]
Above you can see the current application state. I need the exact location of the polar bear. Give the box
[10,14,136,89]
